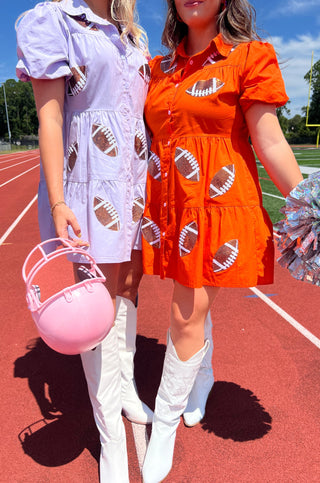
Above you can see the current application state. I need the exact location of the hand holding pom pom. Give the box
[274,171,320,286]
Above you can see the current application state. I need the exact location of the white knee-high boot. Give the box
[142,332,209,483]
[81,326,129,483]
[183,312,214,427]
[115,296,153,424]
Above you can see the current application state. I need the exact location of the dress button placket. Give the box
[120,48,133,256]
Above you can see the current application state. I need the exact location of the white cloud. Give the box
[273,0,320,15]
[268,34,320,117]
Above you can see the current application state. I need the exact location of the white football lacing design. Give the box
[92,125,118,156]
[148,152,161,180]
[202,52,219,66]
[142,218,161,246]
[175,148,200,180]
[69,66,86,96]
[86,22,96,30]
[132,197,145,224]
[135,130,148,159]
[160,58,177,74]
[179,222,198,256]
[213,241,239,272]
[67,142,78,171]
[209,165,235,198]
[187,78,224,98]
[94,197,119,229]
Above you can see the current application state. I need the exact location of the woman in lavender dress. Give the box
[16,0,153,480]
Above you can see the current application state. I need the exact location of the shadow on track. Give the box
[201,381,272,441]
[135,335,272,442]
[14,334,272,468]
[14,338,99,467]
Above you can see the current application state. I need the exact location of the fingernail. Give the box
[77,233,82,238]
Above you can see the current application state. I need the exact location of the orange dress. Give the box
[142,34,289,288]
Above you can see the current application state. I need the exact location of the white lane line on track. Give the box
[0,152,38,163]
[262,191,285,200]
[249,286,320,349]
[0,156,39,171]
[0,164,39,188]
[0,194,38,246]
[131,422,149,471]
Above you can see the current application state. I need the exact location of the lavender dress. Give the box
[16,0,149,263]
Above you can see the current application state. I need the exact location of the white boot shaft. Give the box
[142,332,209,483]
[115,296,153,424]
[81,326,129,483]
[183,312,214,427]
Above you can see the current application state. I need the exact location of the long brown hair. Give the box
[162,0,261,54]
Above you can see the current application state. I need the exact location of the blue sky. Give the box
[2,0,320,117]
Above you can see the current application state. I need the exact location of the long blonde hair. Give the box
[162,0,261,54]
[51,0,148,49]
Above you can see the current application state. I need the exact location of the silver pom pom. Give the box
[274,171,320,286]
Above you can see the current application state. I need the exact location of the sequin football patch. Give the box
[212,239,239,272]
[68,66,87,96]
[93,196,120,230]
[141,217,161,248]
[209,165,235,198]
[91,124,119,157]
[179,221,198,257]
[175,147,200,182]
[186,78,224,97]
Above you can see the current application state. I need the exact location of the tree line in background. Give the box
[1,59,320,145]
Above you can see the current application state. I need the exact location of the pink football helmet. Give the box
[22,238,114,355]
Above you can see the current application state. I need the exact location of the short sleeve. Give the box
[16,2,72,82]
[239,41,289,113]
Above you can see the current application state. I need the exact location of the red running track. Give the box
[1,150,320,482]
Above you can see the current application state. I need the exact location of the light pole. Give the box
[2,83,11,145]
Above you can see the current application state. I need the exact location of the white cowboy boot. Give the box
[81,326,129,483]
[115,296,153,424]
[142,331,209,483]
[183,312,214,427]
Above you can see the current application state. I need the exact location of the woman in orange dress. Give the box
[141,1,303,482]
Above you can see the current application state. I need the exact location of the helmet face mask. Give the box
[22,238,114,355]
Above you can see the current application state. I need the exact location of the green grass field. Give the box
[258,147,320,223]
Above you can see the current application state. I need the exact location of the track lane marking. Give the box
[0,164,39,188]
[0,194,38,246]
[261,191,285,200]
[0,152,38,163]
[0,156,39,171]
[131,423,149,471]
[249,286,320,349]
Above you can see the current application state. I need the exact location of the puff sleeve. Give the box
[16,2,72,82]
[239,41,289,113]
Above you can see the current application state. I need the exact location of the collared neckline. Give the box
[174,33,234,62]
[58,0,114,27]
